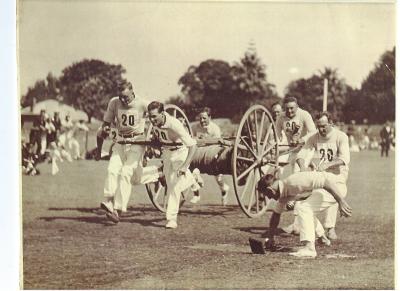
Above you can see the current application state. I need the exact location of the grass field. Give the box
[22,150,395,289]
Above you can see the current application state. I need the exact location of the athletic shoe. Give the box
[289,247,317,258]
[221,192,228,206]
[317,235,331,247]
[326,228,338,240]
[190,195,201,204]
[100,201,114,213]
[166,220,177,229]
[106,210,120,223]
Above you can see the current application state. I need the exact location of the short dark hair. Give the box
[199,107,211,116]
[117,81,133,92]
[257,174,278,200]
[148,101,164,113]
[271,102,282,109]
[315,111,333,123]
[283,96,298,104]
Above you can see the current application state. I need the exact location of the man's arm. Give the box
[213,123,222,138]
[95,98,116,160]
[77,123,89,132]
[323,178,352,217]
[268,211,281,238]
[296,135,316,171]
[299,111,317,143]
[177,144,197,176]
[95,122,111,161]
[317,159,345,172]
[173,120,198,176]
[275,117,283,141]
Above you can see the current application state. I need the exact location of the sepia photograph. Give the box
[18,0,395,289]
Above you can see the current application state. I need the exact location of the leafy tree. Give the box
[59,59,126,122]
[178,59,236,118]
[358,47,395,123]
[165,94,198,120]
[285,67,350,121]
[177,45,278,120]
[231,47,278,114]
[21,72,60,108]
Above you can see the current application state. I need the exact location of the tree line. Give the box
[21,47,395,124]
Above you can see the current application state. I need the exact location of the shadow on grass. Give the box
[126,204,241,217]
[233,226,291,237]
[39,215,112,226]
[179,205,240,217]
[49,204,241,218]
[48,207,105,215]
[39,214,166,228]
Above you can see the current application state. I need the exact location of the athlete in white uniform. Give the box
[275,96,316,177]
[68,120,89,160]
[253,168,352,257]
[273,97,317,234]
[148,101,197,229]
[270,102,291,167]
[190,107,230,205]
[98,81,149,222]
[294,111,351,251]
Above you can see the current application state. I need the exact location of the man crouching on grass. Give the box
[249,170,352,258]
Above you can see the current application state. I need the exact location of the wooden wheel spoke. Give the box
[253,110,259,149]
[153,183,163,200]
[245,119,256,151]
[257,112,265,152]
[255,170,260,212]
[240,171,254,200]
[237,156,255,163]
[246,170,257,212]
[237,161,258,181]
[261,123,272,152]
[262,141,278,158]
[232,105,279,218]
[240,137,258,160]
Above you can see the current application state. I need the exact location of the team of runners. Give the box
[95,80,352,257]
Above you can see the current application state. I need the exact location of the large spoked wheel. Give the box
[232,105,279,218]
[145,104,193,212]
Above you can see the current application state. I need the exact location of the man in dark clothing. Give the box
[380,121,393,157]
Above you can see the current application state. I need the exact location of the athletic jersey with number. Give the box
[153,113,196,147]
[192,121,221,139]
[275,108,316,143]
[103,97,148,136]
[297,127,350,180]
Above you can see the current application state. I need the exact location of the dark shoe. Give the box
[106,210,120,223]
[249,237,266,254]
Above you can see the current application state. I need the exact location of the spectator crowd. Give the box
[21,109,89,175]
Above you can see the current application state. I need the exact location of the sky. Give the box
[18,1,395,101]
